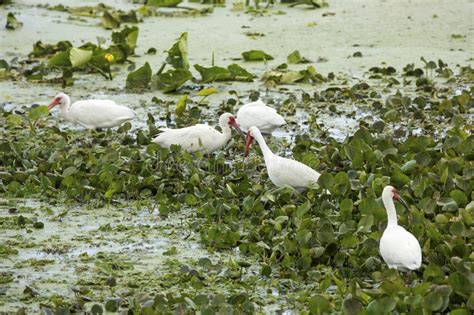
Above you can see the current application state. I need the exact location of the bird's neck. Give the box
[219,125,233,144]
[254,133,273,160]
[383,197,398,227]
[60,102,71,121]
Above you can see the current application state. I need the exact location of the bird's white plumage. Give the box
[247,126,320,191]
[237,100,286,134]
[379,185,422,271]
[380,225,422,270]
[152,113,239,154]
[48,93,135,129]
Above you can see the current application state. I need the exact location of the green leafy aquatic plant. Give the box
[10,26,140,86]
[126,62,152,89]
[194,64,255,83]
[5,12,22,30]
[146,0,183,7]
[287,50,311,64]
[242,49,274,61]
[263,64,326,85]
[1,61,473,313]
[150,32,193,93]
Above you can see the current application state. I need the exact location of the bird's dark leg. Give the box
[405,270,414,287]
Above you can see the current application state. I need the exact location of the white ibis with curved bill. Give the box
[236,100,286,134]
[379,185,422,271]
[47,93,135,129]
[244,126,320,192]
[152,113,242,154]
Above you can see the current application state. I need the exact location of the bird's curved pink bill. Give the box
[243,132,253,160]
[47,97,61,110]
[228,116,244,139]
[393,189,409,209]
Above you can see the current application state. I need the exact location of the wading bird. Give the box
[379,185,422,271]
[47,93,135,129]
[243,126,320,192]
[152,113,242,153]
[236,100,286,134]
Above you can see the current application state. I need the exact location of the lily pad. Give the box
[126,62,152,89]
[152,68,192,93]
[112,26,139,56]
[166,32,189,70]
[242,50,274,61]
[194,64,254,83]
[147,0,182,7]
[102,10,120,29]
[287,50,311,64]
[69,48,93,68]
[5,12,22,30]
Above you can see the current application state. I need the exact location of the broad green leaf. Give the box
[287,50,310,64]
[242,50,274,61]
[195,65,231,83]
[48,49,72,68]
[112,26,139,56]
[296,202,311,217]
[423,291,443,311]
[102,11,120,29]
[308,295,331,314]
[448,272,470,297]
[7,114,22,126]
[342,296,363,315]
[126,29,139,53]
[69,48,92,68]
[196,87,218,97]
[317,223,334,244]
[6,12,22,30]
[152,68,192,93]
[62,166,78,177]
[194,64,254,83]
[126,62,152,89]
[166,32,189,70]
[147,0,182,7]
[175,95,187,117]
[340,235,359,248]
[27,106,49,121]
[367,297,396,315]
[318,173,334,190]
[0,59,9,70]
[227,63,255,81]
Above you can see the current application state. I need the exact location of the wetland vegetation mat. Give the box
[0,0,473,314]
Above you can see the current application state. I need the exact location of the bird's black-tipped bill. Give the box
[398,196,409,210]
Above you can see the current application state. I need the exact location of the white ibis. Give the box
[236,99,286,134]
[47,93,135,129]
[379,185,422,271]
[244,126,320,192]
[152,113,242,153]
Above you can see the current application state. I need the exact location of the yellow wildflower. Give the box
[104,53,114,63]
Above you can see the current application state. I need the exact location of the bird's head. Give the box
[384,185,409,209]
[243,126,260,160]
[48,93,69,110]
[219,113,243,137]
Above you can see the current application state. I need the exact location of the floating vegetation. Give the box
[5,12,22,30]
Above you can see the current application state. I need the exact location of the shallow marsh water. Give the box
[0,0,473,313]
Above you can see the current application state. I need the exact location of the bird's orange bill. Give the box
[47,97,60,110]
[243,132,253,160]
